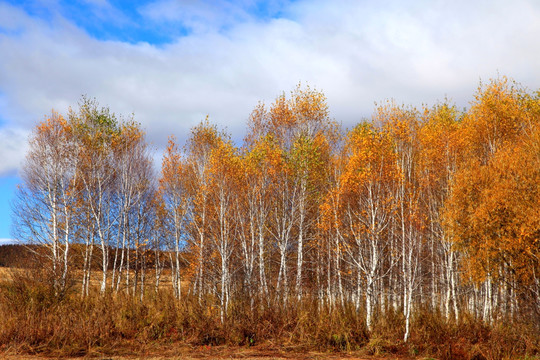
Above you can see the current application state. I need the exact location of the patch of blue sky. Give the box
[3,0,184,44]
[3,0,56,22]
[0,175,19,239]
[0,23,23,37]
[0,95,7,127]
[3,0,296,45]
[249,0,295,21]
[66,0,199,44]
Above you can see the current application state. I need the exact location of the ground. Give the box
[0,344,417,359]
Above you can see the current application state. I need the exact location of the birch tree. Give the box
[339,123,398,330]
[184,120,224,299]
[71,99,119,294]
[159,137,190,299]
[418,102,463,320]
[207,139,240,321]
[13,111,79,295]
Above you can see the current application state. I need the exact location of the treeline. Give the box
[11,78,540,345]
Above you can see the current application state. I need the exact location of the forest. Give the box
[1,77,539,359]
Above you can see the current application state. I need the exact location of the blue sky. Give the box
[1,0,540,242]
[3,0,292,44]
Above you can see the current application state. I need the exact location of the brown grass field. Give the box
[0,265,179,291]
[0,265,538,360]
[0,346,414,360]
[0,266,418,359]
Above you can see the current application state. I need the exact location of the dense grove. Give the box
[3,77,540,358]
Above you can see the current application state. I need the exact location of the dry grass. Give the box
[0,268,538,360]
[0,266,184,292]
[0,352,411,360]
[0,266,26,281]
[0,342,416,359]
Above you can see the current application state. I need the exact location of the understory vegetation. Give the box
[0,266,538,359]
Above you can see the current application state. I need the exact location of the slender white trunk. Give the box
[296,179,306,299]
[197,230,204,300]
[154,247,162,294]
[445,249,453,319]
[221,258,227,323]
[51,196,59,292]
[62,216,70,292]
[258,230,268,298]
[366,280,373,331]
[451,257,459,321]
[404,287,412,342]
[100,234,108,294]
[483,274,492,323]
[277,246,288,299]
[355,266,362,310]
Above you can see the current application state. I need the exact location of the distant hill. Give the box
[0,243,175,270]
[0,244,37,267]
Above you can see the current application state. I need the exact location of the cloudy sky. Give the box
[1,0,540,242]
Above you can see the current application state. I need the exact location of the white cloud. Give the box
[0,0,539,173]
[0,126,29,177]
[0,238,16,246]
[138,0,284,34]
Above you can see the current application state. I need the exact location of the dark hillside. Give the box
[0,243,177,270]
[0,244,37,267]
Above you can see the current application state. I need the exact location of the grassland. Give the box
[0,263,538,360]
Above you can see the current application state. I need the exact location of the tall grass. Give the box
[0,270,538,359]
